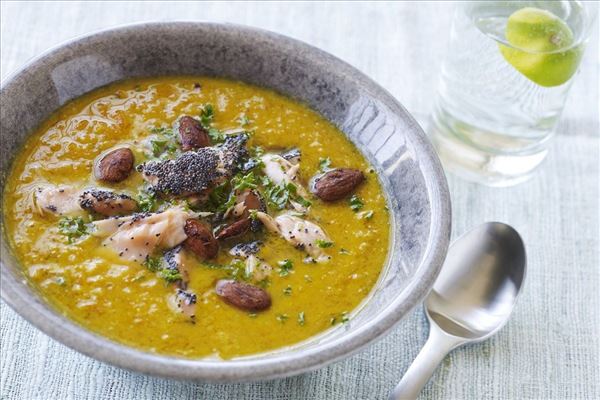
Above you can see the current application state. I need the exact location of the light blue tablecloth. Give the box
[1,2,598,399]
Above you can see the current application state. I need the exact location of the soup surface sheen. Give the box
[4,77,390,358]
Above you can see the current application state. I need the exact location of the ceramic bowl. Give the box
[0,22,451,382]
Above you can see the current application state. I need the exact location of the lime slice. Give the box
[499,7,581,87]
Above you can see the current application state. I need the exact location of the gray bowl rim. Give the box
[0,21,451,382]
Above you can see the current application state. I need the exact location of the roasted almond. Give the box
[312,168,364,201]
[94,148,134,183]
[241,190,263,216]
[183,219,219,259]
[178,116,210,151]
[215,279,272,312]
[216,190,264,240]
[215,218,251,240]
[243,190,265,232]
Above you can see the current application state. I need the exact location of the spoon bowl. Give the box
[390,222,526,399]
[426,222,526,341]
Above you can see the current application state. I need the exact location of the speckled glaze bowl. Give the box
[0,22,451,382]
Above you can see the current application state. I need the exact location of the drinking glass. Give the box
[430,1,597,186]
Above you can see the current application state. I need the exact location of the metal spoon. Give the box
[390,222,526,400]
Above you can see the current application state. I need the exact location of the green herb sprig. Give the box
[298,312,306,326]
[137,189,157,212]
[58,216,89,243]
[318,157,332,171]
[200,104,214,127]
[143,256,182,283]
[278,259,294,277]
[315,239,334,248]
[349,195,364,212]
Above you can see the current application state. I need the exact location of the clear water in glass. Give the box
[431,1,596,186]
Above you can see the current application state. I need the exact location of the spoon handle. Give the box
[389,325,462,400]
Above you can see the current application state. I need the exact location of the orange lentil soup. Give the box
[3,77,390,358]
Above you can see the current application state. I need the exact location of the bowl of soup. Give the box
[0,22,451,381]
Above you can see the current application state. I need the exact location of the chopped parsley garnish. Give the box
[200,259,250,281]
[265,181,291,210]
[148,125,177,159]
[276,314,289,323]
[257,277,271,288]
[160,268,182,283]
[278,259,294,277]
[315,239,334,248]
[318,157,332,171]
[205,171,260,213]
[268,185,290,209]
[143,256,162,272]
[341,312,350,323]
[208,127,224,143]
[199,261,229,270]
[226,259,251,281]
[238,114,250,126]
[150,139,167,156]
[243,146,265,171]
[200,104,214,127]
[144,256,182,283]
[265,181,311,210]
[349,195,364,212]
[220,193,238,213]
[58,216,89,243]
[298,312,306,326]
[330,311,350,326]
[294,194,312,208]
[150,138,177,158]
[149,126,174,136]
[137,189,157,212]
[283,285,293,296]
[231,171,258,192]
[251,146,264,158]
[205,181,231,212]
[249,209,258,220]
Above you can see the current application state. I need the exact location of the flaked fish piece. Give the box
[163,245,193,287]
[281,148,301,164]
[79,189,138,217]
[34,186,84,216]
[229,241,262,258]
[137,135,248,196]
[163,246,197,320]
[92,206,197,263]
[261,154,309,198]
[227,241,271,282]
[244,254,272,282]
[167,288,197,320]
[255,211,280,233]
[256,212,332,262]
[34,185,138,218]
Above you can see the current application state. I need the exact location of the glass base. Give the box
[428,115,549,187]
